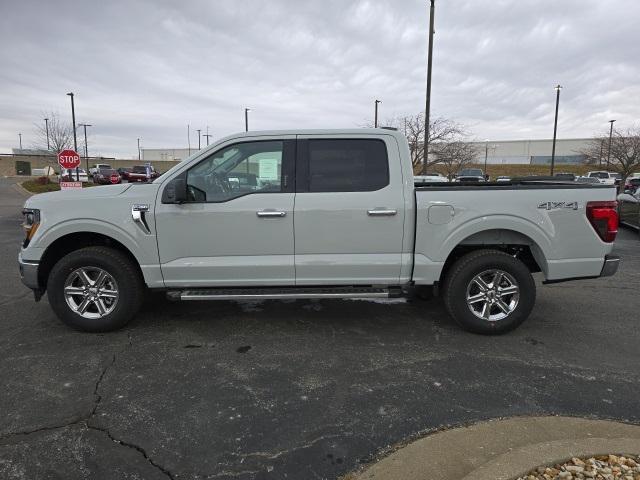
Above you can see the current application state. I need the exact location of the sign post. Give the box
[57,149,82,190]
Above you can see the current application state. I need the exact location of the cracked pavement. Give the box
[1,177,639,479]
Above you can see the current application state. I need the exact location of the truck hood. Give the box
[25,183,159,210]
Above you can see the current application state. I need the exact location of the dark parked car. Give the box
[125,165,161,182]
[455,168,485,182]
[554,172,576,181]
[623,178,640,194]
[93,168,121,185]
[617,190,640,233]
[117,167,132,180]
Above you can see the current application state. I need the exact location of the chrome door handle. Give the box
[367,209,397,216]
[256,210,286,218]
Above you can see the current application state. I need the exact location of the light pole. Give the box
[187,124,191,155]
[245,108,250,132]
[550,84,562,176]
[137,138,141,161]
[196,129,201,149]
[67,92,79,181]
[78,123,92,172]
[606,119,616,169]
[484,140,489,175]
[44,118,50,150]
[203,126,212,146]
[374,99,381,127]
[423,0,435,175]
[18,133,22,149]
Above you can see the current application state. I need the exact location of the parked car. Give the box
[126,165,161,182]
[455,168,485,182]
[92,168,121,184]
[617,189,640,232]
[59,168,89,182]
[414,172,448,184]
[576,176,601,184]
[623,178,640,194]
[117,167,132,181]
[496,176,511,182]
[554,172,576,181]
[586,171,616,185]
[89,164,113,176]
[19,129,619,335]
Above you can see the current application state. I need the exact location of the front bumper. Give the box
[600,254,620,277]
[18,252,40,290]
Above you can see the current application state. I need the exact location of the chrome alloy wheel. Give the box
[465,269,520,322]
[63,267,119,319]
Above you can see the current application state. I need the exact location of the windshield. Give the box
[589,172,609,179]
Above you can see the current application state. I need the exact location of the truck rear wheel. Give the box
[443,249,536,334]
[47,246,144,332]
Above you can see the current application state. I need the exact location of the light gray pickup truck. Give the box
[19,129,620,334]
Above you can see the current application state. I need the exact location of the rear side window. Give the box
[307,139,389,192]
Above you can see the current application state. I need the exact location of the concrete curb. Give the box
[351,416,640,480]
[12,182,33,197]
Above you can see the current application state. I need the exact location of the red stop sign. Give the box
[110,174,120,184]
[58,149,81,169]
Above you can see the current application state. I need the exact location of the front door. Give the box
[293,135,406,285]
[155,137,296,287]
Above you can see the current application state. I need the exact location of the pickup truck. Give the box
[18,129,620,335]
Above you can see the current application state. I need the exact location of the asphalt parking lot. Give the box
[1,177,639,480]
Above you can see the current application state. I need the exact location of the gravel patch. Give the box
[517,454,640,480]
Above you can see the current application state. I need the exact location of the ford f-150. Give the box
[19,129,620,334]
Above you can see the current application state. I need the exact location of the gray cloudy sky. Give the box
[1,0,638,158]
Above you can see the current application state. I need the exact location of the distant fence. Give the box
[0,154,180,177]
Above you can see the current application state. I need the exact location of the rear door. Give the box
[293,134,406,285]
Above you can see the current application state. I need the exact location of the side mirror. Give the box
[162,177,187,204]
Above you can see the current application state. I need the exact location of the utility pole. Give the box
[196,129,201,149]
[245,108,250,132]
[137,138,141,161]
[187,124,191,155]
[607,119,616,169]
[203,126,212,146]
[18,133,22,149]
[374,99,381,127]
[423,0,435,175]
[550,84,562,176]
[78,123,92,172]
[67,92,79,181]
[484,140,489,175]
[44,118,50,150]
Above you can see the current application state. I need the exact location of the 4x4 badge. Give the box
[537,201,578,210]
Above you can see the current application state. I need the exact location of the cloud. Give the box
[0,0,637,157]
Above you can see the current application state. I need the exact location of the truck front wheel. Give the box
[47,246,144,332]
[443,249,536,334]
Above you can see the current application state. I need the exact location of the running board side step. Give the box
[167,286,403,301]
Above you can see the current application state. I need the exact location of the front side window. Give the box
[186,141,284,202]
[307,139,389,192]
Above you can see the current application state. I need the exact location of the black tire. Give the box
[47,246,144,332]
[442,249,536,335]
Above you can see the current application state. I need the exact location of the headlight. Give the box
[22,208,40,247]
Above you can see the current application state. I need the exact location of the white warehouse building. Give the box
[141,137,595,165]
[467,138,592,165]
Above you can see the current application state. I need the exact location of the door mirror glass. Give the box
[162,177,187,204]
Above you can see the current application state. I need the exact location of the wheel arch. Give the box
[38,231,143,290]
[438,228,548,285]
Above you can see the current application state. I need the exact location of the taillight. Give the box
[586,201,618,243]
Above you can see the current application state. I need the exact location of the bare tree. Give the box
[581,126,640,186]
[32,112,73,159]
[432,140,480,179]
[372,113,471,171]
